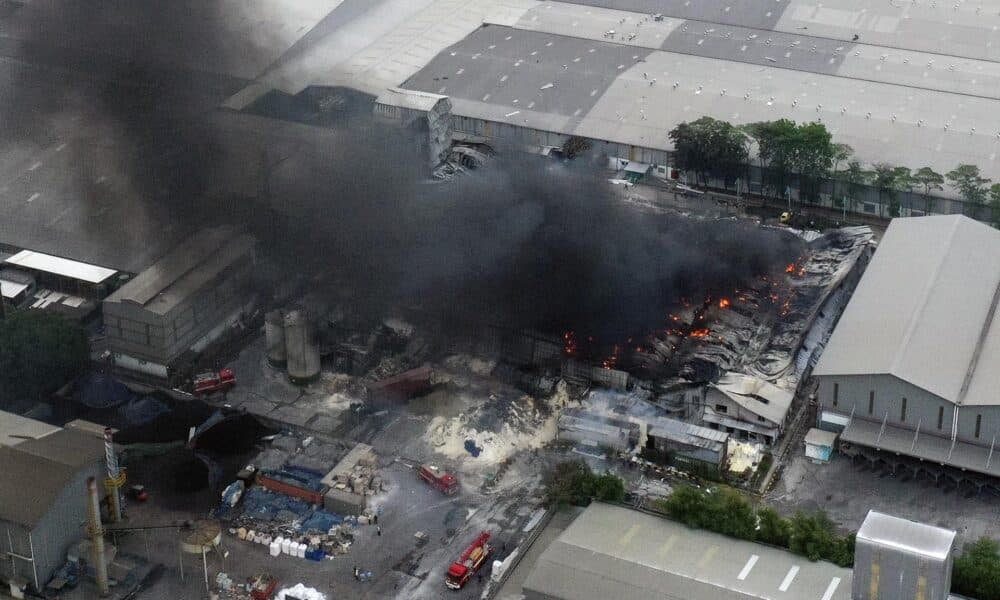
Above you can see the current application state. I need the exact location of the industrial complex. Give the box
[2,1,1000,600]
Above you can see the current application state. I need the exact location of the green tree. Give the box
[662,485,709,528]
[828,143,854,209]
[790,122,836,203]
[756,507,791,548]
[947,164,992,214]
[0,310,89,406]
[788,511,842,564]
[988,184,1000,228]
[669,117,749,189]
[838,160,870,215]
[591,472,627,502]
[953,538,1000,600]
[889,166,916,218]
[869,163,908,218]
[912,167,944,214]
[543,459,625,506]
[744,119,797,199]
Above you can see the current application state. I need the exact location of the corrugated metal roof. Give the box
[857,511,955,561]
[104,226,255,316]
[375,87,448,112]
[523,502,852,600]
[0,428,104,528]
[814,216,1000,406]
[710,373,793,425]
[4,250,116,284]
[646,415,728,451]
[0,411,59,447]
[0,279,29,299]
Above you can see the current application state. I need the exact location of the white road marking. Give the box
[657,535,677,557]
[28,161,42,171]
[820,577,841,600]
[55,143,67,152]
[697,546,718,568]
[26,192,40,203]
[618,524,640,546]
[779,566,799,591]
[737,555,759,580]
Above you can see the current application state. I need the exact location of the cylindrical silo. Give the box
[284,310,320,383]
[264,310,286,367]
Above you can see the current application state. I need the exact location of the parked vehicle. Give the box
[419,464,459,496]
[445,531,493,590]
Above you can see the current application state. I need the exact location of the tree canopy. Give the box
[659,485,854,567]
[0,310,89,407]
[668,116,748,188]
[543,459,626,506]
[947,164,992,205]
[953,538,1000,600]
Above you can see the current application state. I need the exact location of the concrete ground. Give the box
[768,451,1000,548]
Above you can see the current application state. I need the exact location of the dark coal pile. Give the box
[189,411,274,454]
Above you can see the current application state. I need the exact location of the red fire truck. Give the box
[419,464,459,496]
[193,369,236,395]
[445,531,493,590]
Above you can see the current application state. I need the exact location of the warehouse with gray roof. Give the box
[102,225,257,379]
[813,215,1000,481]
[518,503,961,600]
[0,425,105,592]
[231,0,1000,206]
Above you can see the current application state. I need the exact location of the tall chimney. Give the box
[103,427,122,522]
[86,477,110,597]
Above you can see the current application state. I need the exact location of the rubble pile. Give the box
[425,383,571,464]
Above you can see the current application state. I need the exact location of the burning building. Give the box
[814,215,1000,483]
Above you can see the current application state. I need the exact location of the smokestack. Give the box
[103,427,122,523]
[86,477,110,597]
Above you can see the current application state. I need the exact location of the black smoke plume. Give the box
[2,4,803,346]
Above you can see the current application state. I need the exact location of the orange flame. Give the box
[718,298,731,309]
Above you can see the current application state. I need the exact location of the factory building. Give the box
[0,249,119,319]
[702,373,794,446]
[556,408,640,453]
[0,425,105,592]
[102,226,257,379]
[523,502,851,600]
[814,216,1000,480]
[645,416,729,471]
[521,504,958,600]
[373,87,452,167]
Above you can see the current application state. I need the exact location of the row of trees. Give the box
[660,484,1000,598]
[668,116,1000,221]
[659,485,856,567]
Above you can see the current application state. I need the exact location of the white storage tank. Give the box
[284,310,321,383]
[265,310,286,367]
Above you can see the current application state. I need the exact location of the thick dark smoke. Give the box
[262,120,803,339]
[3,3,803,345]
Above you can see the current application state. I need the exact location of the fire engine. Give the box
[445,531,492,590]
[419,464,459,495]
[193,369,236,395]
